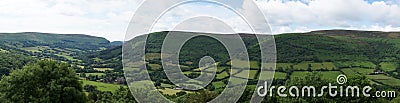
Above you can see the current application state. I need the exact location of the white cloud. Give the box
[151,2,251,34]
[0,0,399,41]
[256,0,400,34]
[0,0,140,41]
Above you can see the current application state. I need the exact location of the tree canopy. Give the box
[0,60,87,103]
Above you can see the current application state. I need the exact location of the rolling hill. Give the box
[1,30,400,102]
[0,32,114,66]
[98,30,400,64]
[0,32,110,50]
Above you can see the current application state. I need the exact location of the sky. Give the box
[0,0,399,41]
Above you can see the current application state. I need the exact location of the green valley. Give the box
[1,30,400,102]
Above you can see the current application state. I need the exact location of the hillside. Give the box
[0,32,112,65]
[98,30,400,64]
[1,30,400,102]
[110,41,123,46]
[274,32,399,63]
[0,32,110,50]
[0,52,35,76]
[310,30,400,38]
[113,30,400,102]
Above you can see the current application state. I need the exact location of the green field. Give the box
[0,48,7,52]
[341,68,374,75]
[341,68,358,76]
[379,62,397,72]
[293,62,337,71]
[148,64,162,71]
[249,61,259,69]
[258,71,276,80]
[186,79,203,84]
[231,69,258,79]
[86,73,106,77]
[228,60,259,69]
[145,53,161,61]
[94,68,113,72]
[216,72,229,79]
[20,46,78,61]
[318,71,342,81]
[21,46,49,52]
[341,68,400,87]
[183,71,193,75]
[290,71,309,79]
[290,71,341,81]
[161,83,175,88]
[276,63,293,70]
[212,81,226,89]
[81,79,124,92]
[158,88,190,95]
[276,62,336,71]
[273,72,287,79]
[258,71,286,80]
[351,68,375,75]
[367,75,400,87]
[334,61,376,68]
[55,54,75,60]
[217,67,228,73]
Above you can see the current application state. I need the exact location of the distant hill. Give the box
[0,52,35,76]
[0,32,110,50]
[110,41,123,46]
[310,30,400,38]
[88,46,122,60]
[3,30,400,71]
[0,32,113,64]
[95,30,400,66]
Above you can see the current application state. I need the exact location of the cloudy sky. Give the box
[0,0,399,41]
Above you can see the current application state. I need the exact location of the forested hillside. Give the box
[120,30,400,102]
[0,32,113,65]
[0,32,110,50]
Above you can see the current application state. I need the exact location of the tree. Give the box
[112,86,136,103]
[175,91,187,97]
[175,90,218,103]
[80,72,86,78]
[84,84,97,92]
[283,72,377,102]
[307,64,312,72]
[154,80,161,87]
[0,60,87,103]
[0,52,34,77]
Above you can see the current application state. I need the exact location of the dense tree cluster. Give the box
[0,52,34,76]
[0,60,86,103]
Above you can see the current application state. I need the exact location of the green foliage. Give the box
[282,72,376,102]
[3,30,400,102]
[88,46,121,60]
[0,32,110,50]
[173,90,218,103]
[367,75,400,87]
[335,61,376,69]
[379,62,397,72]
[0,52,35,76]
[274,33,400,63]
[0,60,86,103]
[273,72,287,79]
[88,86,136,103]
[216,72,229,79]
[0,32,116,69]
